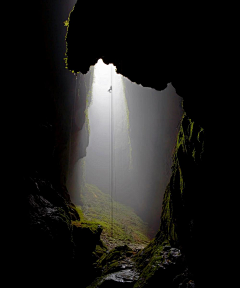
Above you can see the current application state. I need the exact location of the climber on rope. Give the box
[108,86,112,93]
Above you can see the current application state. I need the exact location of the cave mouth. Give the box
[67,58,183,249]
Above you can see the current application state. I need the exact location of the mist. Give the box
[67,59,183,237]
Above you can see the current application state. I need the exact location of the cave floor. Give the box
[100,234,149,252]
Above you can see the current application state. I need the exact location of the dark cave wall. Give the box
[155,112,206,283]
[132,112,209,287]
[14,0,79,184]
[66,68,94,204]
[10,1,92,285]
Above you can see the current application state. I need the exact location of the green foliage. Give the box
[79,183,150,245]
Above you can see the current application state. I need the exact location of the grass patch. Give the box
[78,183,150,246]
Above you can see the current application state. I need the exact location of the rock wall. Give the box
[157,112,205,249]
[9,1,94,286]
[131,111,206,287]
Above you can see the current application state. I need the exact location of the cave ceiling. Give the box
[65,1,215,128]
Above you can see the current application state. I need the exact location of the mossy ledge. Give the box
[70,205,108,287]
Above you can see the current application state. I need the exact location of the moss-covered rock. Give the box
[128,112,204,287]
[134,246,184,288]
[96,245,134,275]
[87,245,140,288]
[93,241,108,262]
[132,241,195,288]
[155,112,205,252]
[70,206,109,286]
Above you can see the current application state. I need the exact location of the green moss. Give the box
[131,111,206,287]
[133,239,172,288]
[174,113,186,153]
[192,148,196,161]
[95,245,133,275]
[154,111,205,250]
[71,204,102,236]
[179,167,184,194]
[133,240,155,269]
[63,4,76,73]
[197,127,204,142]
[78,183,150,245]
[71,205,84,220]
[188,119,194,141]
[95,242,107,255]
[92,242,108,263]
[104,260,120,274]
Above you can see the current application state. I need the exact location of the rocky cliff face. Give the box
[9,2,95,286]
[157,112,205,249]
[16,173,104,287]
[129,111,206,287]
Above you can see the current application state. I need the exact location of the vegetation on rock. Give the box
[78,183,150,248]
[128,111,205,287]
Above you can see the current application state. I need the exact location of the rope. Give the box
[109,67,111,237]
[110,65,114,238]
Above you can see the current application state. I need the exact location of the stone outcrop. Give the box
[15,173,103,286]
[88,245,139,287]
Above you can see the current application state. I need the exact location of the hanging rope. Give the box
[110,65,114,238]
[109,67,111,238]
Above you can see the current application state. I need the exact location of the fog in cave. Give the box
[67,59,183,237]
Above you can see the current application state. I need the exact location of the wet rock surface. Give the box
[88,243,195,288]
[88,245,140,287]
[92,269,139,287]
[133,243,195,288]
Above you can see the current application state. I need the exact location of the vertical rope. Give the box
[111,65,114,238]
[109,66,112,238]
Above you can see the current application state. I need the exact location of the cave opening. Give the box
[66,58,183,250]
[12,2,228,287]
